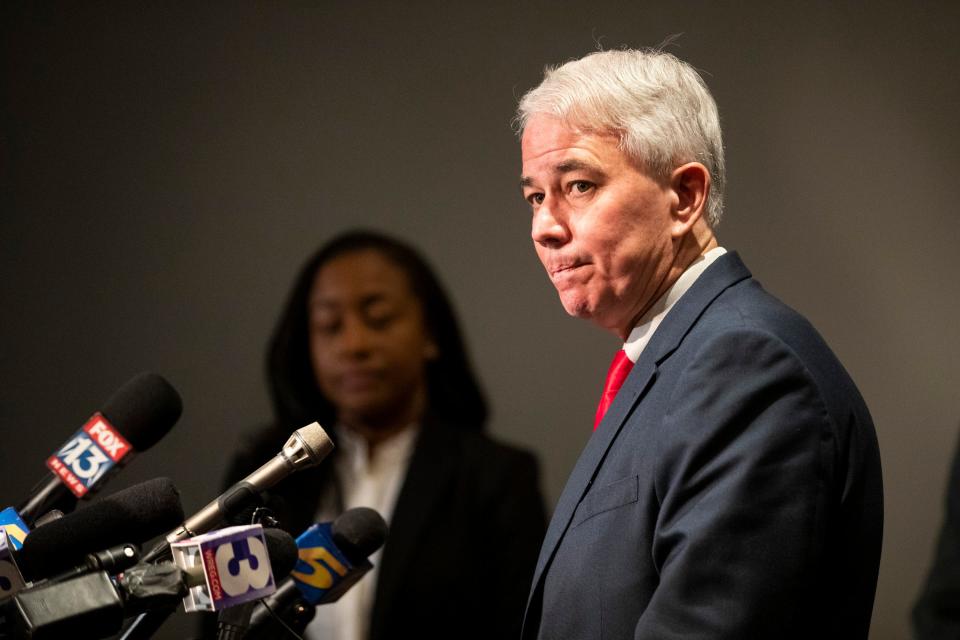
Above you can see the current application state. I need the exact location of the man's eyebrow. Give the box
[520,159,599,188]
[555,159,596,174]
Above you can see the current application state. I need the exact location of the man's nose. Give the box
[531,198,570,248]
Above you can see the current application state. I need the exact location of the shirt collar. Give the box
[335,422,419,474]
[622,246,727,363]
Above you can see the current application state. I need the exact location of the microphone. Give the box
[119,424,330,640]
[17,372,183,526]
[45,543,142,584]
[123,527,297,616]
[16,478,184,583]
[1,528,27,602]
[292,506,388,604]
[171,525,297,613]
[213,528,298,640]
[4,528,298,639]
[245,508,388,637]
[147,422,333,561]
[32,510,64,528]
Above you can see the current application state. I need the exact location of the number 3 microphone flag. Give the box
[172,524,277,612]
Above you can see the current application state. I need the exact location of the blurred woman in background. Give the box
[225,230,546,640]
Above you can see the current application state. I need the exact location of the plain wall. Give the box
[2,2,958,638]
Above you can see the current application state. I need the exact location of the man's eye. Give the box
[571,181,593,194]
[527,193,545,206]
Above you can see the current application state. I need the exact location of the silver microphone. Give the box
[154,422,334,555]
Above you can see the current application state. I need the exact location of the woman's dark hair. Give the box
[267,229,488,431]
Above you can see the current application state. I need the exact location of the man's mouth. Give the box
[550,262,588,278]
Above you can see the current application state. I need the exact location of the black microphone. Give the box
[261,527,300,578]
[120,424,331,640]
[129,527,299,614]
[299,506,388,604]
[245,507,389,638]
[145,422,333,562]
[4,529,299,640]
[17,373,183,526]
[330,507,390,569]
[215,528,298,640]
[16,478,184,583]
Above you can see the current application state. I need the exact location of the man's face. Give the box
[521,115,678,335]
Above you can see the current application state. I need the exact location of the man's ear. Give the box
[669,162,711,237]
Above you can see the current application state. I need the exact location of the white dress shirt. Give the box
[622,247,727,363]
[305,424,419,640]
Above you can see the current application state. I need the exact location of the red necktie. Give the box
[594,349,634,430]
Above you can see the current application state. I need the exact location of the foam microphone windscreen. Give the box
[331,507,388,563]
[101,372,183,451]
[263,528,299,580]
[18,477,184,581]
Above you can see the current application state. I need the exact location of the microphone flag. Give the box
[0,507,29,550]
[46,413,133,498]
[290,522,367,605]
[172,524,277,612]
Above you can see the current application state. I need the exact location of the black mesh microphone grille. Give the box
[331,507,388,563]
[100,372,182,451]
[263,528,299,580]
[18,477,184,581]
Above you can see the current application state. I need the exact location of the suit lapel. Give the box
[369,419,456,639]
[524,252,753,623]
[526,354,657,595]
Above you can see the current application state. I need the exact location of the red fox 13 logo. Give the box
[46,414,133,497]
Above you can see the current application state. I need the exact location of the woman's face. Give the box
[307,249,437,428]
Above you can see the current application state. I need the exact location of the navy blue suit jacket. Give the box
[523,252,883,639]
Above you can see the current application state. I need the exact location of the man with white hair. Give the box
[516,49,882,639]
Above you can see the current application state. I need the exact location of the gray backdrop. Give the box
[2,2,958,638]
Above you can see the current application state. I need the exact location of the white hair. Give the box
[516,48,726,227]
